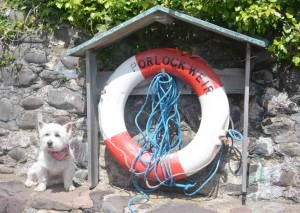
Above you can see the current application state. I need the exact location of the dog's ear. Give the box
[64,122,73,136]
[38,121,45,131]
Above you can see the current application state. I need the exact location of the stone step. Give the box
[0,178,299,213]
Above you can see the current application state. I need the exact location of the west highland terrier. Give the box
[25,121,76,192]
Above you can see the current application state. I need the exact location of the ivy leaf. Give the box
[235,6,242,12]
[283,25,292,34]
[285,35,292,43]
[96,24,107,33]
[56,3,63,9]
[279,44,288,53]
[72,0,83,5]
[286,13,293,19]
[68,15,74,22]
[104,1,112,9]
[91,12,101,19]
[292,56,300,66]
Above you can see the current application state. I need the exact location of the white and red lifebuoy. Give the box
[99,48,229,181]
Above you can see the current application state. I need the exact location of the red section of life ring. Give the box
[105,131,186,180]
[135,48,222,97]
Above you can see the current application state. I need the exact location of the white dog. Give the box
[25,121,76,192]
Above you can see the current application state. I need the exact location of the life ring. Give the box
[99,48,229,181]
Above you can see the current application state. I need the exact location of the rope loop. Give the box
[227,129,243,141]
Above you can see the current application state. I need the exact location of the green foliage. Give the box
[268,11,300,66]
[0,7,18,67]
[4,0,63,29]
[0,1,60,68]
[0,10,21,42]
[181,0,300,67]
[2,0,300,68]
[0,49,14,67]
[53,0,160,33]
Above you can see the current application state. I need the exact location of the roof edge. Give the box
[66,6,164,57]
[156,6,268,48]
[66,5,268,57]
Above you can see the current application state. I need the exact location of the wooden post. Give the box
[242,43,251,204]
[86,50,99,189]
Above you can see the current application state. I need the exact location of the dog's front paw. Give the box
[34,183,46,192]
[25,180,38,188]
[65,185,75,191]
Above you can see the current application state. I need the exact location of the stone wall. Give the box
[0,22,89,185]
[1,15,300,203]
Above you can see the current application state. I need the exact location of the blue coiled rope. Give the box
[128,72,182,212]
[128,72,243,212]
[228,129,243,141]
[132,72,182,182]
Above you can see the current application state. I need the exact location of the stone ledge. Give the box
[1,178,300,213]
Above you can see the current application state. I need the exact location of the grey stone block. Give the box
[0,120,19,131]
[17,68,37,86]
[40,70,64,82]
[0,98,12,122]
[275,142,300,157]
[21,96,44,110]
[102,196,129,213]
[249,137,274,157]
[150,203,217,213]
[0,181,32,213]
[0,67,14,86]
[279,170,296,187]
[261,116,295,143]
[290,112,300,124]
[61,56,79,70]
[0,166,14,174]
[47,87,85,114]
[84,190,114,213]
[29,63,44,74]
[54,61,79,80]
[8,147,27,162]
[16,111,38,129]
[24,50,49,64]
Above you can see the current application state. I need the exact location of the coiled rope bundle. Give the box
[132,72,182,187]
[128,73,241,211]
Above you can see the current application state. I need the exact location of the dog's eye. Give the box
[55,133,60,137]
[45,133,49,136]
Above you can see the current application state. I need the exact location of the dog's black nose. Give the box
[47,141,53,147]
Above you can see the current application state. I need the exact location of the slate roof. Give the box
[67,5,268,57]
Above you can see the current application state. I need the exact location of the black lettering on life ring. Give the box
[199,72,206,79]
[138,59,146,69]
[162,56,170,65]
[195,74,201,83]
[154,56,160,65]
[131,62,137,72]
[178,61,185,70]
[146,57,153,67]
[171,58,178,67]
[201,80,209,87]
[204,86,214,94]
[189,66,198,76]
[195,72,207,83]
